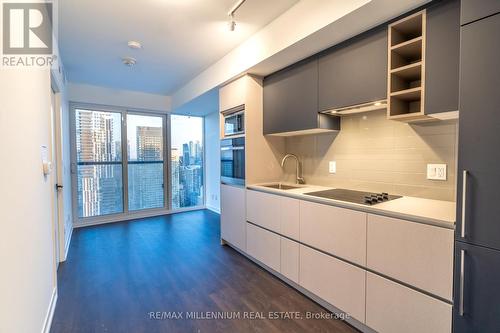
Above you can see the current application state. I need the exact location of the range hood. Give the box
[321,99,387,116]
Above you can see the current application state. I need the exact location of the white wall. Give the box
[68,83,172,112]
[204,111,221,213]
[0,68,57,332]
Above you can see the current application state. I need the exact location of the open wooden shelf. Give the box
[390,87,421,101]
[387,10,426,121]
[391,62,422,80]
[390,12,423,46]
[390,38,422,69]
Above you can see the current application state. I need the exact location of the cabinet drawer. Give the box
[367,214,453,300]
[246,190,281,233]
[246,223,280,272]
[299,245,366,322]
[366,272,452,333]
[300,201,367,265]
[221,184,246,251]
[280,237,299,284]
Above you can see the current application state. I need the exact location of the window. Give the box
[72,106,204,222]
[127,114,165,211]
[170,115,204,209]
[75,109,123,218]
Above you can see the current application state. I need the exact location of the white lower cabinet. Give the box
[300,200,367,265]
[246,190,281,232]
[279,197,300,240]
[280,237,299,283]
[246,223,281,272]
[220,184,246,251]
[299,245,366,323]
[366,272,452,333]
[367,214,454,300]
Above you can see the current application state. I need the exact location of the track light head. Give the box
[228,18,236,32]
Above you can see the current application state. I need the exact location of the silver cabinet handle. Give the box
[461,170,468,238]
[459,249,466,316]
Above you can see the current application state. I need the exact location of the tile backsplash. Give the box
[281,110,458,201]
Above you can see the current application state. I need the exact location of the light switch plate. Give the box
[329,161,336,174]
[427,164,447,180]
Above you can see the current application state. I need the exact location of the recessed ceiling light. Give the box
[122,56,137,67]
[128,40,142,49]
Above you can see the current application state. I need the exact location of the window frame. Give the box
[70,102,206,227]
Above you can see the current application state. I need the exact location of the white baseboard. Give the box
[206,204,220,214]
[42,287,57,333]
[63,224,73,261]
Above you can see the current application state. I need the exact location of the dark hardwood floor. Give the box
[51,209,358,333]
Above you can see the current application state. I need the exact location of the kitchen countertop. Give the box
[247,183,456,229]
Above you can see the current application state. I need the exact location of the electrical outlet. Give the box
[329,161,336,174]
[427,164,447,180]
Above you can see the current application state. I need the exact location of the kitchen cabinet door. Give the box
[424,0,460,114]
[366,272,452,333]
[456,13,500,250]
[318,27,387,111]
[219,76,246,112]
[280,237,299,284]
[246,190,281,233]
[246,223,281,272]
[453,241,500,333]
[300,201,367,265]
[279,196,300,240]
[263,58,319,135]
[299,245,366,323]
[461,0,500,25]
[220,184,246,251]
[367,214,454,300]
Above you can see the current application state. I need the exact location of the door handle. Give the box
[459,249,466,316]
[461,170,468,238]
[56,184,64,190]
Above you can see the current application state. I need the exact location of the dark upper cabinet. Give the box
[461,0,500,25]
[318,27,388,111]
[456,13,500,250]
[424,0,460,114]
[453,242,500,332]
[263,58,340,135]
[264,58,317,135]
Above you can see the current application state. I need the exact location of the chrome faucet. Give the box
[281,153,305,185]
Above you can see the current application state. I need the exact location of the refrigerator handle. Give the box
[459,249,466,316]
[461,170,468,238]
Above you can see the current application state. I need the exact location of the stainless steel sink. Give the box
[262,183,301,190]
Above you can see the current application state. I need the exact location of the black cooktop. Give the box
[304,188,402,206]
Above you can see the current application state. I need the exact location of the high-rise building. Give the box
[136,126,162,161]
[171,148,181,209]
[128,126,164,210]
[76,110,123,217]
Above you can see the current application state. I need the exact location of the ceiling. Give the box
[59,0,299,95]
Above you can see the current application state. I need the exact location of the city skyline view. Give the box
[75,109,203,218]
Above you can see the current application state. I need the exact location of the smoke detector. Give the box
[122,56,137,67]
[128,40,142,49]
